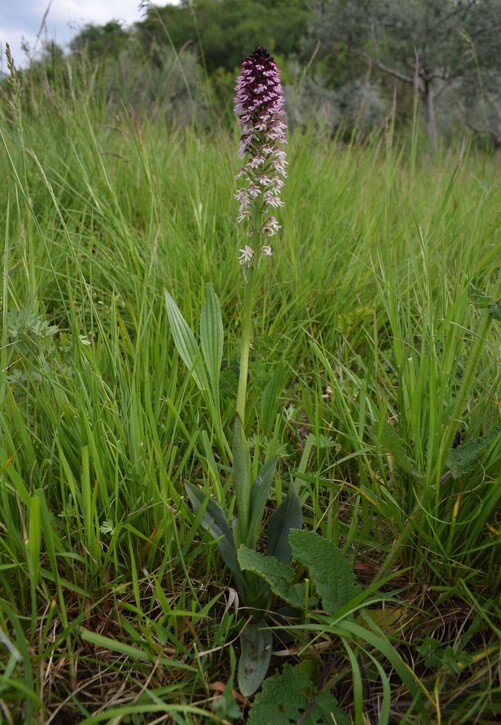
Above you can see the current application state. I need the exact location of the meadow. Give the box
[0,61,500,723]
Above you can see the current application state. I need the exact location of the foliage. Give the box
[0,57,499,721]
[167,285,304,693]
[101,44,204,123]
[7,1,501,144]
[304,0,501,146]
[69,20,130,60]
[238,528,363,615]
[447,426,501,478]
[138,0,311,72]
[248,664,349,724]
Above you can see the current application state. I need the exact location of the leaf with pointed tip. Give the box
[247,457,277,547]
[238,623,273,697]
[185,482,244,591]
[200,283,223,404]
[233,415,251,545]
[260,363,286,436]
[165,290,208,391]
[267,486,302,564]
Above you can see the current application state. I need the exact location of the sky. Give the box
[0,0,169,72]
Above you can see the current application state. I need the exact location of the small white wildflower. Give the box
[246,154,265,170]
[263,216,281,236]
[239,245,254,266]
[264,191,284,208]
[258,174,273,187]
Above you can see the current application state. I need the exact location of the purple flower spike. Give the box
[234,47,287,266]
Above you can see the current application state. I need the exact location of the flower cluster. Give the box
[234,47,287,267]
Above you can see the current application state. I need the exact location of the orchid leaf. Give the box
[260,363,286,436]
[238,622,273,697]
[200,283,223,404]
[185,482,244,591]
[165,290,208,391]
[247,457,277,547]
[267,485,302,564]
[233,415,251,545]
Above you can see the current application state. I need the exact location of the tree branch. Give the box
[357,49,415,86]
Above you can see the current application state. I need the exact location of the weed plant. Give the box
[0,52,500,723]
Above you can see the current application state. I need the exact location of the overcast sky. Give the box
[1,0,170,72]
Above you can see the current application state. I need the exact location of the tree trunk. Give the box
[422,79,438,153]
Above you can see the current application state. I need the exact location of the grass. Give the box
[0,61,500,723]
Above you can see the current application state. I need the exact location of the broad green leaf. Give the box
[200,283,223,404]
[233,415,251,545]
[238,545,304,609]
[289,529,362,615]
[165,290,208,391]
[248,664,350,725]
[185,482,244,591]
[247,457,277,547]
[238,622,273,697]
[267,486,302,564]
[260,363,286,436]
[446,425,501,478]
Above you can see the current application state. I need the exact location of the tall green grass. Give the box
[0,63,499,722]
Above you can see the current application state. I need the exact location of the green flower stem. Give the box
[236,266,255,427]
[376,310,493,582]
[236,201,264,427]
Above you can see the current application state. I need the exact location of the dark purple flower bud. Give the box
[234,47,287,265]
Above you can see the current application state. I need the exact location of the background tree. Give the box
[137,0,311,73]
[69,21,130,61]
[304,0,501,148]
[9,0,501,145]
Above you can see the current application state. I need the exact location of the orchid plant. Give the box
[165,48,378,703]
[165,47,302,695]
